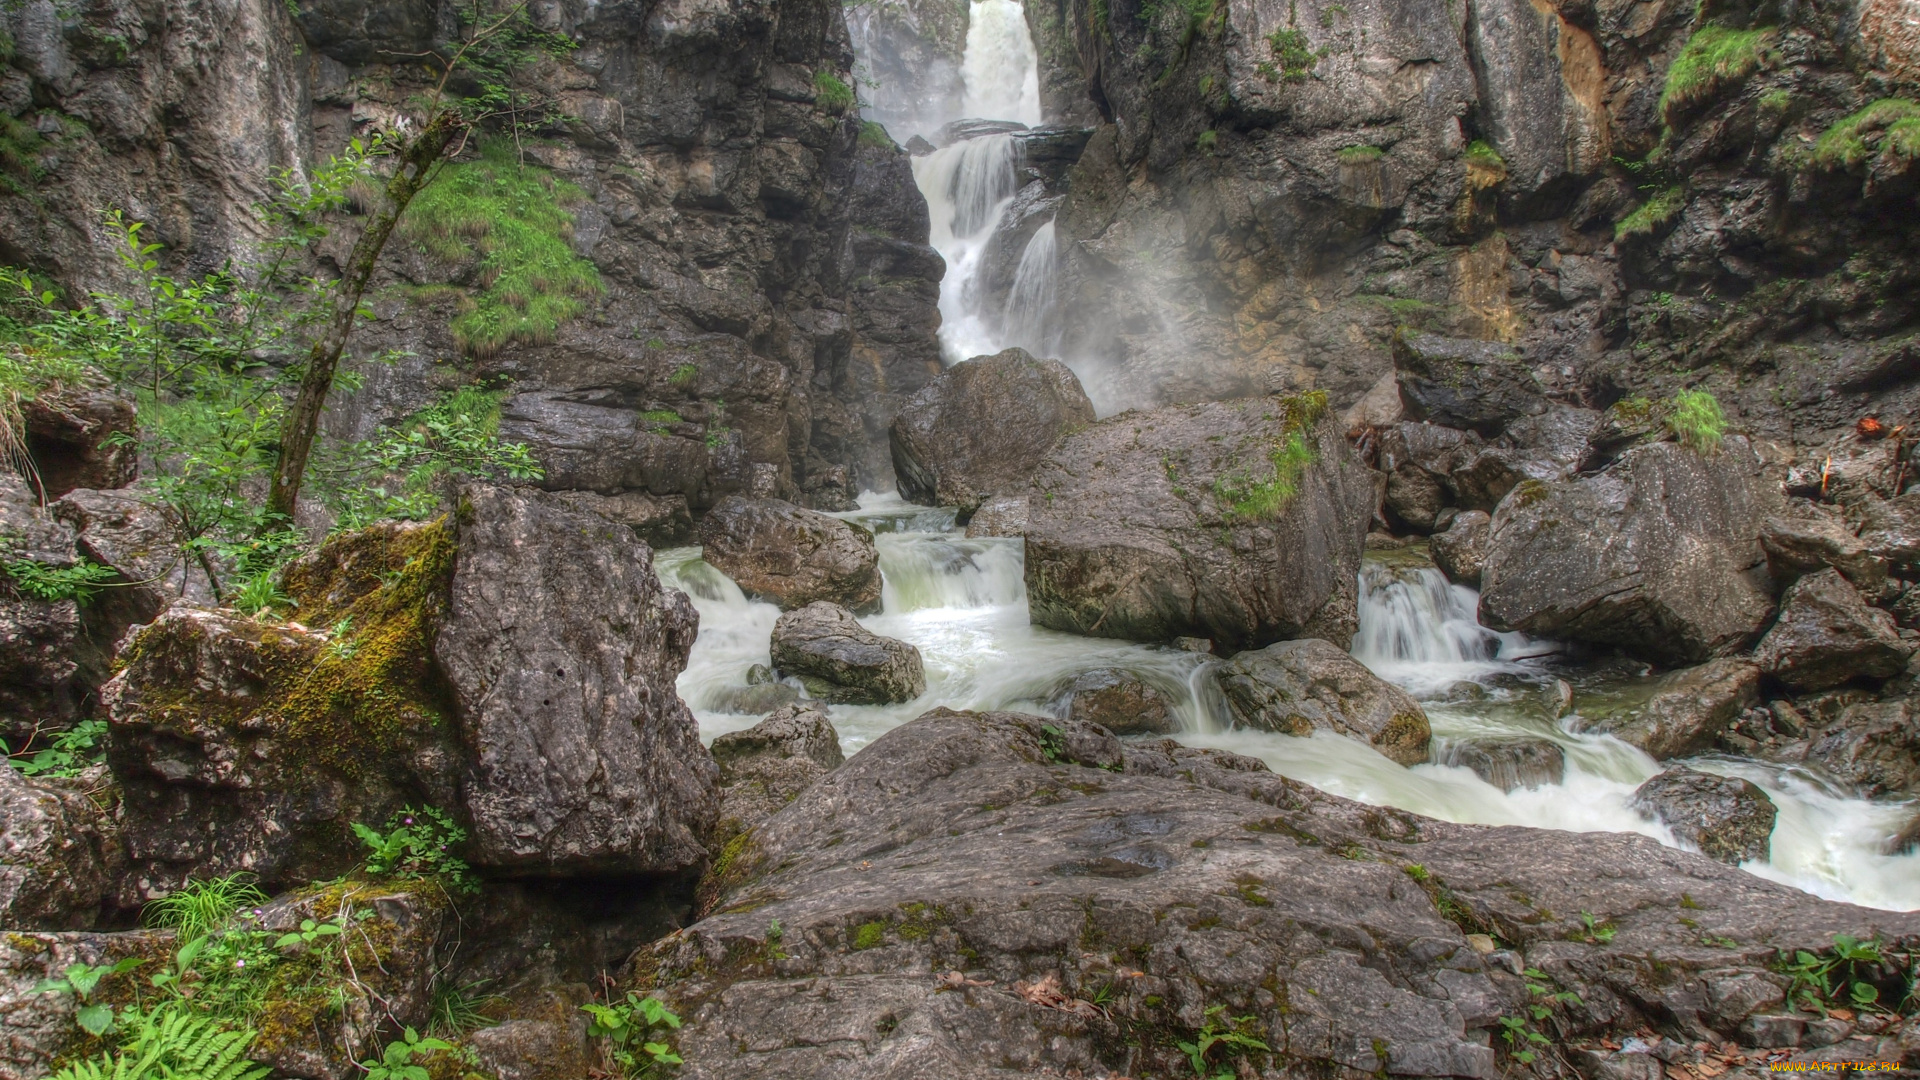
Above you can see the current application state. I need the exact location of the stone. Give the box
[1025,396,1375,650]
[469,1017,595,1080]
[963,494,1028,538]
[1479,439,1780,666]
[1053,668,1176,735]
[1754,569,1914,690]
[637,708,1920,1079]
[1630,766,1777,865]
[0,764,120,929]
[1342,371,1405,433]
[1760,504,1884,589]
[1215,638,1432,765]
[1449,447,1567,512]
[21,387,137,499]
[1431,510,1492,587]
[697,496,882,613]
[1803,698,1920,798]
[548,489,695,547]
[1435,736,1565,791]
[1588,658,1762,760]
[0,474,83,746]
[1377,422,1482,532]
[1,929,172,1080]
[1740,1015,1808,1049]
[53,488,218,665]
[709,703,845,840]
[888,347,1095,515]
[1393,332,1549,436]
[770,601,925,705]
[435,483,719,875]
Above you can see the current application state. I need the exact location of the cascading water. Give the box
[659,501,1920,911]
[1002,220,1061,358]
[959,0,1042,126]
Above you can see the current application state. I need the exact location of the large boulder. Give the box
[435,482,719,875]
[1753,569,1913,691]
[1759,503,1884,589]
[1215,638,1432,765]
[1024,395,1375,650]
[1586,658,1762,760]
[1053,668,1176,736]
[1436,736,1565,792]
[1802,698,1920,798]
[769,601,925,705]
[1377,422,1481,532]
[1431,510,1492,587]
[1630,767,1777,865]
[0,474,85,745]
[889,348,1095,515]
[0,764,120,928]
[22,387,137,499]
[635,708,1920,1079]
[709,703,846,841]
[1392,332,1548,435]
[697,496,882,613]
[1479,439,1780,665]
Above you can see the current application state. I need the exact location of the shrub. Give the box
[1659,25,1773,125]
[1464,140,1505,170]
[1665,389,1725,452]
[1196,129,1218,152]
[1615,186,1686,240]
[1811,98,1920,170]
[813,71,854,114]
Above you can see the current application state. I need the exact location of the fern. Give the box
[54,1006,269,1080]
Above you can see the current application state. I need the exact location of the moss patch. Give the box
[1811,98,1920,171]
[1659,24,1773,125]
[1615,186,1686,240]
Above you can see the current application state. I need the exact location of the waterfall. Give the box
[1351,562,1541,696]
[960,0,1043,127]
[1003,219,1060,358]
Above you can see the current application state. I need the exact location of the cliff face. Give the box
[0,0,944,507]
[1030,0,1920,437]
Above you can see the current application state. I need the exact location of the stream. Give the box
[660,493,1920,913]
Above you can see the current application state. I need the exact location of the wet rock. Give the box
[1803,698,1920,798]
[1432,510,1492,587]
[53,487,216,619]
[22,387,137,499]
[548,489,695,548]
[1378,422,1482,532]
[705,681,802,716]
[0,474,84,747]
[1436,737,1565,791]
[1760,503,1884,589]
[1503,406,1603,469]
[436,483,719,876]
[0,764,119,928]
[1,929,172,1080]
[697,496,882,613]
[1025,396,1374,650]
[1449,447,1567,512]
[1853,492,1920,573]
[1631,766,1777,865]
[1054,669,1176,736]
[1393,332,1548,436]
[770,601,925,705]
[710,703,846,839]
[1215,638,1431,765]
[889,347,1095,515]
[1479,439,1780,666]
[1589,658,1762,760]
[963,494,1028,538]
[1755,569,1913,690]
[1342,371,1405,434]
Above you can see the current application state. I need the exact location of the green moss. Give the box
[1659,24,1773,125]
[852,921,886,950]
[1263,26,1319,83]
[857,120,894,150]
[814,70,855,114]
[1464,140,1505,171]
[1615,185,1686,240]
[1811,98,1920,170]
[1196,129,1218,152]
[0,112,46,194]
[1759,89,1793,114]
[1214,393,1326,521]
[1665,388,1725,452]
[400,140,603,357]
[1337,145,1383,165]
[640,409,682,431]
[1509,479,1552,509]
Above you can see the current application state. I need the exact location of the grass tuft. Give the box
[1666,389,1725,453]
[144,874,270,940]
[1810,98,1920,171]
[814,71,855,114]
[1615,186,1687,240]
[1337,145,1383,165]
[857,120,893,150]
[1659,24,1773,125]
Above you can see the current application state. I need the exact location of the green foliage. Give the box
[1665,389,1725,452]
[401,140,603,357]
[144,875,270,941]
[1759,88,1793,114]
[668,363,699,390]
[1776,934,1907,1014]
[429,979,501,1036]
[1498,968,1581,1065]
[853,921,886,950]
[583,992,684,1076]
[1576,911,1617,944]
[352,805,480,894]
[1215,430,1314,519]
[1258,4,1322,84]
[51,1005,270,1080]
[5,717,108,777]
[272,916,345,951]
[0,111,46,194]
[857,120,893,149]
[1810,98,1920,170]
[1176,1005,1269,1078]
[1336,145,1383,165]
[228,571,292,617]
[1196,129,1217,152]
[34,958,144,1036]
[1464,140,1505,170]
[813,70,855,113]
[1614,185,1686,240]
[1659,24,1772,124]
[361,1028,455,1080]
[641,409,682,433]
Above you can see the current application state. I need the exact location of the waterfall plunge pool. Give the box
[659,493,1920,913]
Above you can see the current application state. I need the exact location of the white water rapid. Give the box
[960,0,1042,127]
[660,494,1920,912]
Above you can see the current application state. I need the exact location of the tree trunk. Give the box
[264,111,460,527]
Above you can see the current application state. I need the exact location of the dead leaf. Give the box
[935,971,991,990]
[1830,1008,1855,1022]
[1015,973,1105,1018]
[1696,1062,1725,1078]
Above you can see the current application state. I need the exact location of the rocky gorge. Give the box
[3,0,1920,1077]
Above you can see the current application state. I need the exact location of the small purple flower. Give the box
[403,817,415,826]
[234,960,246,969]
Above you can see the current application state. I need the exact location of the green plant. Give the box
[857,120,893,149]
[6,718,108,777]
[1176,1005,1269,1078]
[1196,129,1217,152]
[1811,97,1920,170]
[1038,724,1067,763]
[641,409,682,434]
[272,916,346,951]
[145,875,269,941]
[352,806,479,894]
[5,557,119,602]
[582,992,684,1076]
[1614,185,1686,240]
[228,571,292,616]
[1665,389,1725,452]
[1498,968,1581,1064]
[1659,24,1773,124]
[1215,430,1314,518]
[853,921,886,949]
[1337,144,1383,165]
[668,363,699,390]
[52,1004,271,1080]
[813,70,854,113]
[1777,934,1904,1014]
[429,979,501,1036]
[35,958,145,1036]
[1759,88,1793,114]
[361,1027,455,1080]
[1577,911,1617,944]
[1464,139,1505,170]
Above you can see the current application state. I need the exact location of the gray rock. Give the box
[1431,510,1492,587]
[705,681,803,716]
[1631,766,1777,865]
[21,388,137,500]
[697,496,882,613]
[1589,658,1761,760]
[1436,736,1565,791]
[1503,406,1604,468]
[1378,422,1482,532]
[1479,439,1780,665]
[0,764,120,929]
[468,1016,595,1080]
[53,487,216,618]
[436,483,719,875]
[1449,447,1567,512]
[963,494,1028,538]
[1760,504,1884,589]
[709,703,846,839]
[548,489,695,548]
[1054,668,1176,735]
[1215,638,1432,765]
[1393,333,1548,436]
[1025,397,1374,650]
[1803,698,1920,798]
[889,347,1095,515]
[770,601,925,705]
[0,474,84,746]
[1,929,172,1080]
[1754,569,1913,691]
